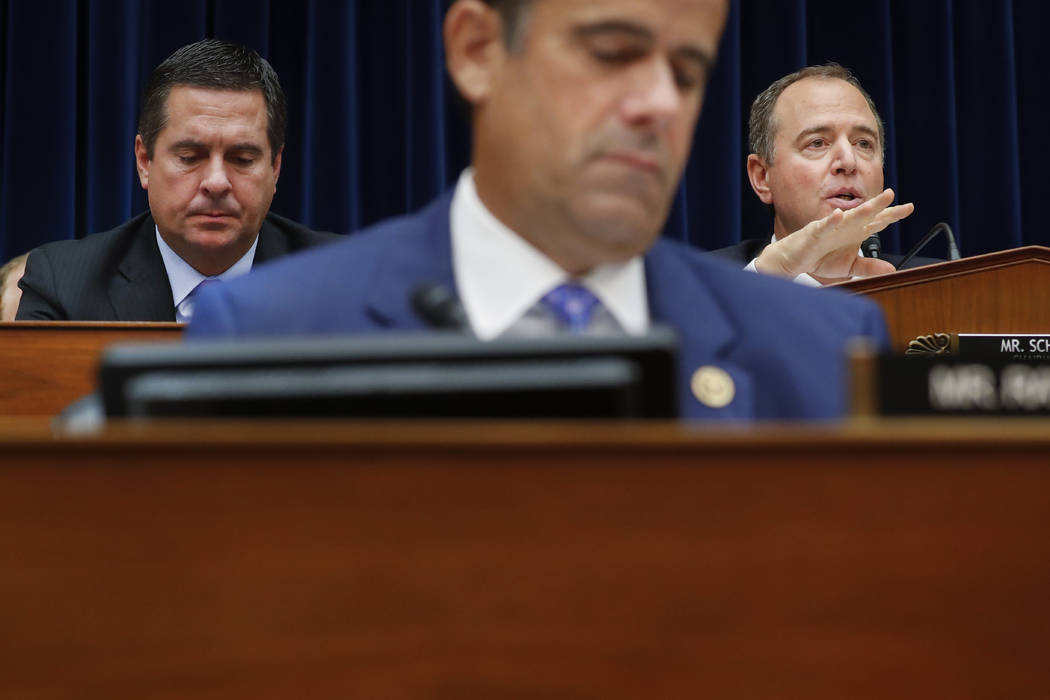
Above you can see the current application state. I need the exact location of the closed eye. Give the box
[671,57,704,90]
[590,45,645,64]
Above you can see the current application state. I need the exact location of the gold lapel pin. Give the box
[690,366,735,409]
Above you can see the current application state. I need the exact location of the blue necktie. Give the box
[542,283,601,333]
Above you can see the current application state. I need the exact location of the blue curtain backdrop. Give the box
[0,0,1045,262]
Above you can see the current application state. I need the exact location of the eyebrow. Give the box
[170,139,206,151]
[793,124,877,142]
[169,140,265,155]
[571,21,714,72]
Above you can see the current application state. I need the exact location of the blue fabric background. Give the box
[0,0,1042,262]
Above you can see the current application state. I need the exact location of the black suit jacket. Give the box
[16,211,340,321]
[707,237,942,271]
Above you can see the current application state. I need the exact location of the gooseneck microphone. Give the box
[411,283,473,333]
[861,233,882,259]
[896,222,961,270]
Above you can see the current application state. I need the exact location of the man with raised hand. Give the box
[713,63,929,285]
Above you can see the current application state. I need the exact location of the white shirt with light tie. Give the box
[449,170,649,339]
[155,227,258,322]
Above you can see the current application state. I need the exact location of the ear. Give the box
[134,134,151,191]
[272,146,283,191]
[444,0,506,107]
[746,153,774,205]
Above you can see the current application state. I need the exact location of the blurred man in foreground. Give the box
[17,39,337,322]
[188,0,889,421]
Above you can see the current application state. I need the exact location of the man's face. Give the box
[469,0,728,274]
[135,86,281,276]
[752,77,884,239]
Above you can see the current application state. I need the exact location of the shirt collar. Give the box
[450,169,648,340]
[156,226,259,306]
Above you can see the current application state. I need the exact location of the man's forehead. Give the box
[161,87,268,130]
[774,78,878,135]
[530,0,727,52]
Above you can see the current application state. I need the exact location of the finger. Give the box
[836,189,896,230]
[854,188,895,217]
[790,208,844,248]
[863,205,915,237]
[865,202,915,233]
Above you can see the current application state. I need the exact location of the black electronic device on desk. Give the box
[99,329,679,419]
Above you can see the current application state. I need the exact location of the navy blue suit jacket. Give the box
[189,192,890,421]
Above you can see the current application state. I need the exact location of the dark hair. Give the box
[479,0,533,50]
[749,62,884,163]
[138,39,287,163]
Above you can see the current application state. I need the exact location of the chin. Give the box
[186,228,244,249]
[578,215,658,261]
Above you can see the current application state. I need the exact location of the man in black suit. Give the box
[17,39,337,321]
[709,63,933,286]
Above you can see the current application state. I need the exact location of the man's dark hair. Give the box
[138,39,287,163]
[480,0,533,50]
[749,62,884,164]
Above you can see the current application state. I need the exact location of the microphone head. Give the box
[861,234,882,258]
[411,283,471,331]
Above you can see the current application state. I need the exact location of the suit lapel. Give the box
[253,217,290,265]
[363,193,458,329]
[110,215,177,321]
[645,242,754,419]
[352,196,756,418]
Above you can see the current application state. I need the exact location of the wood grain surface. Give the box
[0,322,181,415]
[1,419,1048,698]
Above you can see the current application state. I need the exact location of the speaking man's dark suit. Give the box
[187,193,889,421]
[709,237,941,270]
[17,211,339,321]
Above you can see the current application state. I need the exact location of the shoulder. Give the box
[27,213,152,270]
[257,200,443,281]
[650,237,885,333]
[648,238,887,420]
[261,211,343,248]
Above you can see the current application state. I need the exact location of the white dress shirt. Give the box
[449,169,649,340]
[156,228,258,322]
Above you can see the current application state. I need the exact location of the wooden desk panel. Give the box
[838,246,1050,350]
[0,322,181,415]
[1,419,1049,698]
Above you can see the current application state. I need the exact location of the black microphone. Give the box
[896,222,961,270]
[861,233,882,259]
[411,283,472,332]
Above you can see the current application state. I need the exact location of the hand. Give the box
[754,188,915,283]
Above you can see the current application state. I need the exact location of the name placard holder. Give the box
[852,334,1050,417]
